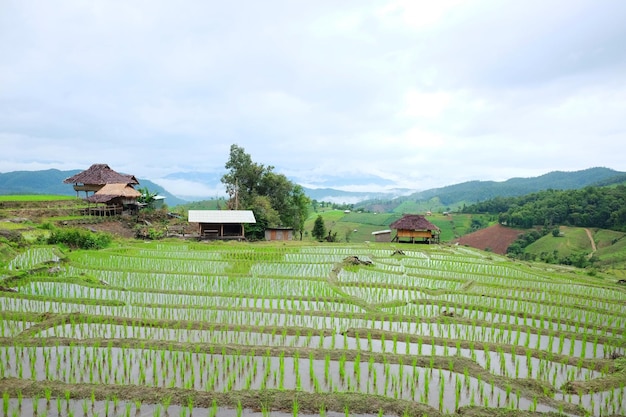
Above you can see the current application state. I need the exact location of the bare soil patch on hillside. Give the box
[455,224,523,255]
[83,221,136,239]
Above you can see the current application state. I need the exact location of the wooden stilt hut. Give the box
[390,214,440,244]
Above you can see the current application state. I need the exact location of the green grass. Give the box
[525,226,592,259]
[0,195,76,202]
[593,229,625,249]
[0,221,33,231]
[302,210,489,243]
[341,212,402,227]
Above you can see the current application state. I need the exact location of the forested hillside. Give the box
[463,185,626,231]
[355,167,624,213]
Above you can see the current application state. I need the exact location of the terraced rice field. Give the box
[1,241,625,416]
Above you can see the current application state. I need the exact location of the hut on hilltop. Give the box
[390,214,440,244]
[64,163,141,215]
[63,163,139,197]
[85,183,142,214]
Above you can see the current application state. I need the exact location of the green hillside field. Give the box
[525,227,592,258]
[519,226,626,273]
[302,210,489,243]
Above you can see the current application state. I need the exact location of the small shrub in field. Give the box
[47,227,112,249]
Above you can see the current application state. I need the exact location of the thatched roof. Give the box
[390,214,439,231]
[85,183,141,204]
[63,163,139,185]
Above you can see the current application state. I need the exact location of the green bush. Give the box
[47,227,112,250]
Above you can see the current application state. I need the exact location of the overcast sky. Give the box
[2,0,626,197]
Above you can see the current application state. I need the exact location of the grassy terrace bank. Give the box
[1,239,625,416]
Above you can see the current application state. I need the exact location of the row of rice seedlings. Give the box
[23,317,604,386]
[555,385,626,417]
[37,322,324,348]
[465,282,626,310]
[461,279,626,314]
[0,319,34,337]
[20,281,362,313]
[249,263,333,279]
[283,253,346,263]
[3,330,616,412]
[400,258,535,280]
[338,285,429,305]
[9,299,626,358]
[299,246,385,256]
[4,290,623,361]
[3,343,553,414]
[0,297,120,316]
[6,247,60,271]
[458,285,626,319]
[435,292,626,331]
[136,248,225,260]
[337,268,460,290]
[0,394,197,417]
[352,320,623,360]
[4,287,623,360]
[386,301,619,340]
[459,284,626,315]
[64,265,337,297]
[73,253,233,274]
[325,332,601,385]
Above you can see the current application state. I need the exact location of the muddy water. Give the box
[3,296,622,363]
[0,345,564,414]
[0,397,397,417]
[34,323,601,387]
[555,386,626,417]
[0,320,34,337]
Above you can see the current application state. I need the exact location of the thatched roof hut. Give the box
[85,183,141,204]
[390,214,440,244]
[64,163,139,195]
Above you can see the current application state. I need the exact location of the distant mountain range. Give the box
[1,167,624,210]
[155,170,411,204]
[354,167,626,213]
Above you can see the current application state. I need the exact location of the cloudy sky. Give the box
[2,0,626,197]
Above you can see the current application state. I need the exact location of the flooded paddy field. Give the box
[1,241,625,416]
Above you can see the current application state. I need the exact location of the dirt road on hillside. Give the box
[584,228,596,259]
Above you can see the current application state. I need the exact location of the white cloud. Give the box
[151,178,226,199]
[1,0,626,195]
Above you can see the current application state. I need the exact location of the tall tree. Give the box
[220,144,310,238]
[289,185,310,240]
[312,215,326,241]
[221,144,269,210]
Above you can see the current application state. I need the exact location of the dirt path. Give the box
[584,228,597,259]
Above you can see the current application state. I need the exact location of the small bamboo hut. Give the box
[63,163,139,198]
[84,183,142,215]
[390,214,440,244]
[64,164,141,215]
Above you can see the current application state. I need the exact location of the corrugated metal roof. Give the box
[371,230,391,235]
[188,210,256,224]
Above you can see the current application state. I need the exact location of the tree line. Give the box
[221,144,310,240]
[462,185,626,231]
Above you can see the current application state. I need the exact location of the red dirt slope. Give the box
[455,224,523,255]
